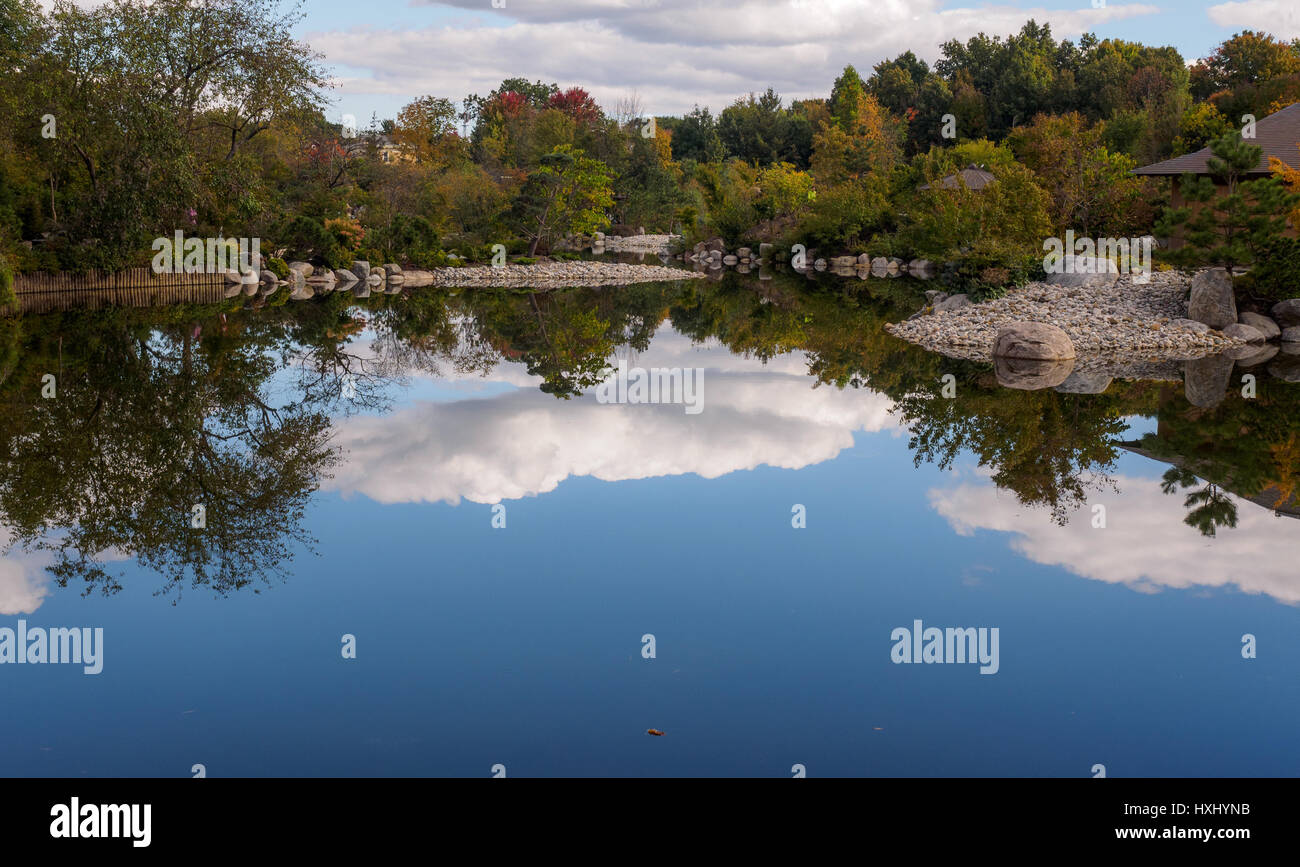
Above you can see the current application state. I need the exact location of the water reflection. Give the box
[1,270,1297,603]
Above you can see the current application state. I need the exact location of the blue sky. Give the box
[266,0,1300,125]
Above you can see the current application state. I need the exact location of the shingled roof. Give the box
[919,164,998,191]
[1133,102,1300,177]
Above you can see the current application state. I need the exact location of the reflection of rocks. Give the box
[1268,354,1300,383]
[994,322,1076,360]
[1231,344,1279,367]
[995,355,1075,390]
[1055,370,1113,394]
[1184,354,1234,408]
[1188,269,1236,328]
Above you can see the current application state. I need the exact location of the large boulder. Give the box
[1271,298,1300,327]
[704,237,726,254]
[933,293,970,313]
[1239,312,1281,340]
[1187,269,1236,329]
[1282,326,1300,343]
[1223,323,1266,344]
[287,261,314,278]
[1170,318,1210,334]
[1044,255,1119,288]
[993,322,1076,361]
[1183,354,1233,408]
[350,260,371,281]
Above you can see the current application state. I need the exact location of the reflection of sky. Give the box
[4,325,1300,777]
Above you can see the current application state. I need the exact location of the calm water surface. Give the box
[2,270,1298,777]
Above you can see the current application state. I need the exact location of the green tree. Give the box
[512,145,614,255]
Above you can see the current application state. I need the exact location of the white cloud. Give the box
[929,470,1300,604]
[1207,2,1300,40]
[0,529,52,616]
[325,330,899,504]
[316,1,1161,115]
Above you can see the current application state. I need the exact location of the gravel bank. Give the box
[599,234,679,253]
[426,260,701,288]
[885,271,1245,359]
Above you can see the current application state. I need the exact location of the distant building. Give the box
[1132,102,1300,247]
[919,164,998,192]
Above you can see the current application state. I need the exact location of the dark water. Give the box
[2,269,1298,777]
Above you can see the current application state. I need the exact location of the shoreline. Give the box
[884,271,1247,363]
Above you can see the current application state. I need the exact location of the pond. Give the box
[2,268,1298,777]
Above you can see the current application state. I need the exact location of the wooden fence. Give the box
[9,267,228,315]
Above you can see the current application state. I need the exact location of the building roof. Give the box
[919,164,997,191]
[1133,102,1300,177]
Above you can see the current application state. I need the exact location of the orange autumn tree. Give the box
[1269,143,1300,227]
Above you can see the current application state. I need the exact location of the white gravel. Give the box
[885,271,1245,360]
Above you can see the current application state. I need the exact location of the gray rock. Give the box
[736,248,752,259]
[287,261,314,277]
[857,253,871,265]
[1044,255,1120,288]
[934,293,970,313]
[1223,323,1266,344]
[1170,318,1210,334]
[1239,312,1280,339]
[351,260,371,281]
[723,255,738,265]
[1270,298,1300,327]
[1282,326,1300,343]
[993,322,1076,360]
[383,263,403,275]
[333,269,358,289]
[1188,268,1236,329]
[1183,354,1233,408]
[831,256,857,268]
[704,237,726,253]
[813,258,827,271]
[995,356,1075,390]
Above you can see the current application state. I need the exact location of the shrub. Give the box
[0,252,15,314]
[1235,237,1300,301]
[266,257,291,281]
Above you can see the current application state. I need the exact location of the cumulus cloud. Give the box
[929,471,1300,604]
[1207,2,1300,40]
[317,1,1160,114]
[0,529,52,616]
[325,331,899,504]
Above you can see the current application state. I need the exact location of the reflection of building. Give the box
[1132,102,1300,248]
[1119,441,1300,520]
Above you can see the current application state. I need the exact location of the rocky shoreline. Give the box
[885,270,1247,361]
[227,258,702,298]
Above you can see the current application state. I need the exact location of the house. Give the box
[1132,102,1300,247]
[918,164,997,192]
